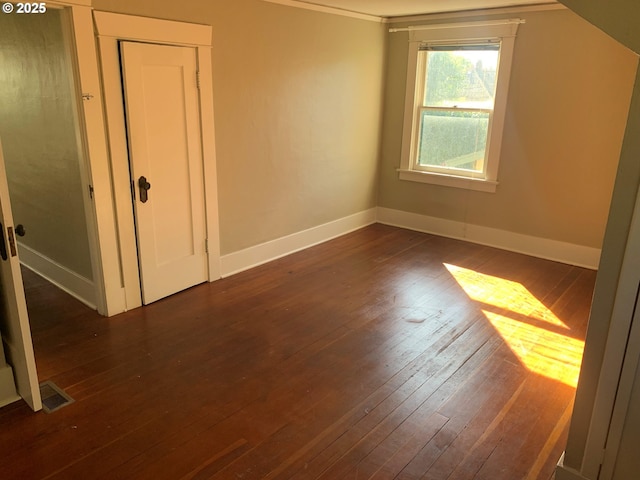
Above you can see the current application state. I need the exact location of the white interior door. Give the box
[0,139,41,411]
[120,42,208,305]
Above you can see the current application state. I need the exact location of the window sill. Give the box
[397,169,498,193]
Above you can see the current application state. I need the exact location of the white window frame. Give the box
[397,19,522,193]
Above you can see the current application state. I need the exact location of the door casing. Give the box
[94,12,221,312]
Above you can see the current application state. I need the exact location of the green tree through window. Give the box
[425,52,471,105]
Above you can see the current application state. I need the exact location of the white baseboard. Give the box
[220,208,377,277]
[376,207,601,270]
[18,243,96,309]
[219,206,599,278]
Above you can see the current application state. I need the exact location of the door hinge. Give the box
[196,70,201,90]
[205,238,208,253]
[89,184,94,199]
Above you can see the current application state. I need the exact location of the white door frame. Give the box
[598,286,640,479]
[561,175,640,479]
[581,185,640,479]
[62,0,122,316]
[56,2,102,311]
[94,12,221,312]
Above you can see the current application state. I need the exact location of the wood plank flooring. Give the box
[0,225,595,479]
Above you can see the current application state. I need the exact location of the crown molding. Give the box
[261,0,385,23]
[261,1,564,25]
[388,2,566,24]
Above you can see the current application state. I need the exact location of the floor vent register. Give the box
[39,381,74,413]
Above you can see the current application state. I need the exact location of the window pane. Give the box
[424,49,499,108]
[417,110,489,173]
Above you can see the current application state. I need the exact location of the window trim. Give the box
[397,19,522,193]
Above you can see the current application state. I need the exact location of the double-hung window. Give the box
[397,19,522,192]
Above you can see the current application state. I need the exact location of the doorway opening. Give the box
[0,4,102,407]
[0,7,100,309]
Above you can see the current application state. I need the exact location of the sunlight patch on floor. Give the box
[445,263,584,387]
[444,263,568,329]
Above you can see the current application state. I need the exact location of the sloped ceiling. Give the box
[286,0,558,17]
[558,0,640,54]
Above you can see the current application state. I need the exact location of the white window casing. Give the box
[396,19,523,193]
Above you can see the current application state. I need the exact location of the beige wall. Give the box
[0,10,93,279]
[92,0,386,255]
[378,8,637,248]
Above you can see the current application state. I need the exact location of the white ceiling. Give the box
[290,0,558,18]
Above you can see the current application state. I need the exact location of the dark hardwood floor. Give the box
[0,224,595,479]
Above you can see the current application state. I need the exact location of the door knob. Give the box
[138,176,151,203]
[15,224,25,237]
